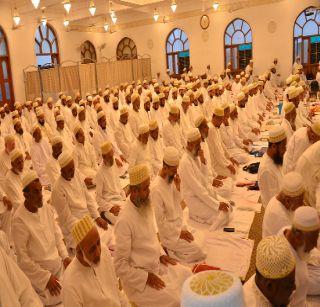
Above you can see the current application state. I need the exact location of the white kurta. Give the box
[62,248,129,307]
[74,142,98,179]
[243,275,272,307]
[283,127,311,174]
[149,137,163,176]
[151,175,205,263]
[4,170,23,210]
[129,109,144,138]
[15,132,32,155]
[257,154,283,208]
[45,156,60,187]
[128,140,152,173]
[0,149,11,181]
[114,122,135,161]
[96,163,126,225]
[281,118,294,142]
[114,199,191,307]
[0,247,43,307]
[162,120,184,157]
[12,202,68,305]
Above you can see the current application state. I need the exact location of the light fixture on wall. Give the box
[63,18,69,27]
[31,0,40,9]
[104,22,109,32]
[111,15,117,24]
[153,9,159,22]
[89,0,96,16]
[63,0,71,14]
[170,0,177,13]
[41,8,47,26]
[13,8,21,26]
[212,1,219,11]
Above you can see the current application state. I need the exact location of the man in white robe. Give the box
[179,128,231,225]
[0,135,16,181]
[258,126,287,207]
[129,93,144,138]
[96,142,126,225]
[283,122,320,174]
[281,102,296,142]
[45,135,63,187]
[35,108,53,141]
[148,120,164,176]
[107,97,120,133]
[151,146,206,263]
[55,114,74,153]
[51,151,108,251]
[12,171,72,306]
[13,119,32,161]
[114,164,191,307]
[179,95,193,144]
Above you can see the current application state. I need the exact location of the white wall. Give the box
[0,0,318,101]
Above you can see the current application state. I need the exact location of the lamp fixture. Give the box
[153,9,159,22]
[63,18,69,27]
[111,15,117,24]
[89,0,96,16]
[13,8,21,26]
[104,22,109,32]
[212,2,219,11]
[41,16,47,26]
[63,0,71,14]
[31,0,40,9]
[170,0,177,13]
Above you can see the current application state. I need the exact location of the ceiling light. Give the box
[111,15,117,24]
[213,2,219,11]
[31,0,40,9]
[153,9,159,22]
[104,22,109,32]
[41,16,47,26]
[171,0,177,13]
[63,18,69,27]
[89,1,96,16]
[13,9,21,26]
[63,0,71,14]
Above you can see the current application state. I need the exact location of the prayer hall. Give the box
[1,0,320,306]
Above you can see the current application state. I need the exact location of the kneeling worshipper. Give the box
[96,141,126,225]
[45,135,63,187]
[257,125,287,207]
[243,236,296,307]
[262,171,305,238]
[280,206,320,306]
[12,171,72,306]
[151,146,206,263]
[0,134,16,180]
[281,102,296,141]
[55,114,74,152]
[283,121,320,174]
[0,246,43,307]
[114,164,192,307]
[295,140,320,209]
[51,150,108,253]
[179,128,232,226]
[0,186,13,242]
[149,119,164,175]
[62,215,130,307]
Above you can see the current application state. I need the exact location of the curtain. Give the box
[59,65,80,97]
[132,58,152,82]
[40,67,60,101]
[24,70,41,101]
[96,62,109,90]
[79,63,96,95]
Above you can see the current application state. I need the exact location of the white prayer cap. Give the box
[268,125,286,143]
[213,107,224,117]
[220,100,230,110]
[235,74,240,79]
[187,128,201,142]
[12,118,21,126]
[149,119,158,131]
[226,68,231,73]
[22,171,39,190]
[87,96,93,102]
[36,108,44,117]
[35,97,42,102]
[138,124,149,135]
[152,95,159,103]
[229,103,236,112]
[169,104,180,115]
[97,111,106,120]
[47,97,53,103]
[258,80,264,86]
[284,102,295,114]
[131,92,140,102]
[194,114,205,128]
[281,172,304,197]
[286,76,293,85]
[288,87,300,100]
[31,124,40,135]
[250,59,253,63]
[58,92,64,97]
[195,79,201,85]
[26,101,32,106]
[154,83,159,88]
[112,97,119,103]
[144,97,151,103]
[58,150,74,168]
[195,91,202,99]
[61,95,66,100]
[72,215,95,245]
[10,148,23,162]
[311,121,320,136]
[51,135,63,146]
[293,206,320,232]
[11,110,18,118]
[103,90,109,97]
[256,236,295,279]
[14,101,21,108]
[163,146,179,166]
[120,106,129,115]
[4,135,15,143]
[101,141,112,155]
[73,125,83,135]
[186,83,193,90]
[159,93,165,99]
[129,163,150,186]
[171,87,178,93]
[56,114,64,122]
[182,95,190,103]
[78,106,85,113]
[79,100,85,106]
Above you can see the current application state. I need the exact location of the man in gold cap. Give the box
[281,102,296,141]
[258,125,287,207]
[114,163,191,306]
[244,236,296,306]
[63,215,129,306]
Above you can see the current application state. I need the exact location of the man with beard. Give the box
[148,120,164,175]
[12,118,32,161]
[63,215,129,306]
[45,135,63,187]
[35,108,53,141]
[281,206,320,305]
[281,102,296,141]
[258,125,287,208]
[114,107,135,161]
[129,92,144,138]
[96,141,126,225]
[262,172,305,238]
[140,96,151,124]
[179,128,231,225]
[51,150,108,252]
[114,164,191,306]
[151,146,206,263]
[12,171,71,306]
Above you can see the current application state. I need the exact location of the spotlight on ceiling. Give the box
[153,9,159,22]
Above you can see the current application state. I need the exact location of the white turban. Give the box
[22,171,38,190]
[293,206,320,232]
[129,164,150,186]
[281,172,304,197]
[163,146,179,166]
[187,128,201,142]
[58,150,73,168]
[268,126,286,143]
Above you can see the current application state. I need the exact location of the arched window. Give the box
[35,24,59,67]
[293,7,320,78]
[116,37,137,60]
[0,26,14,106]
[166,28,190,75]
[81,40,97,64]
[224,18,252,73]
